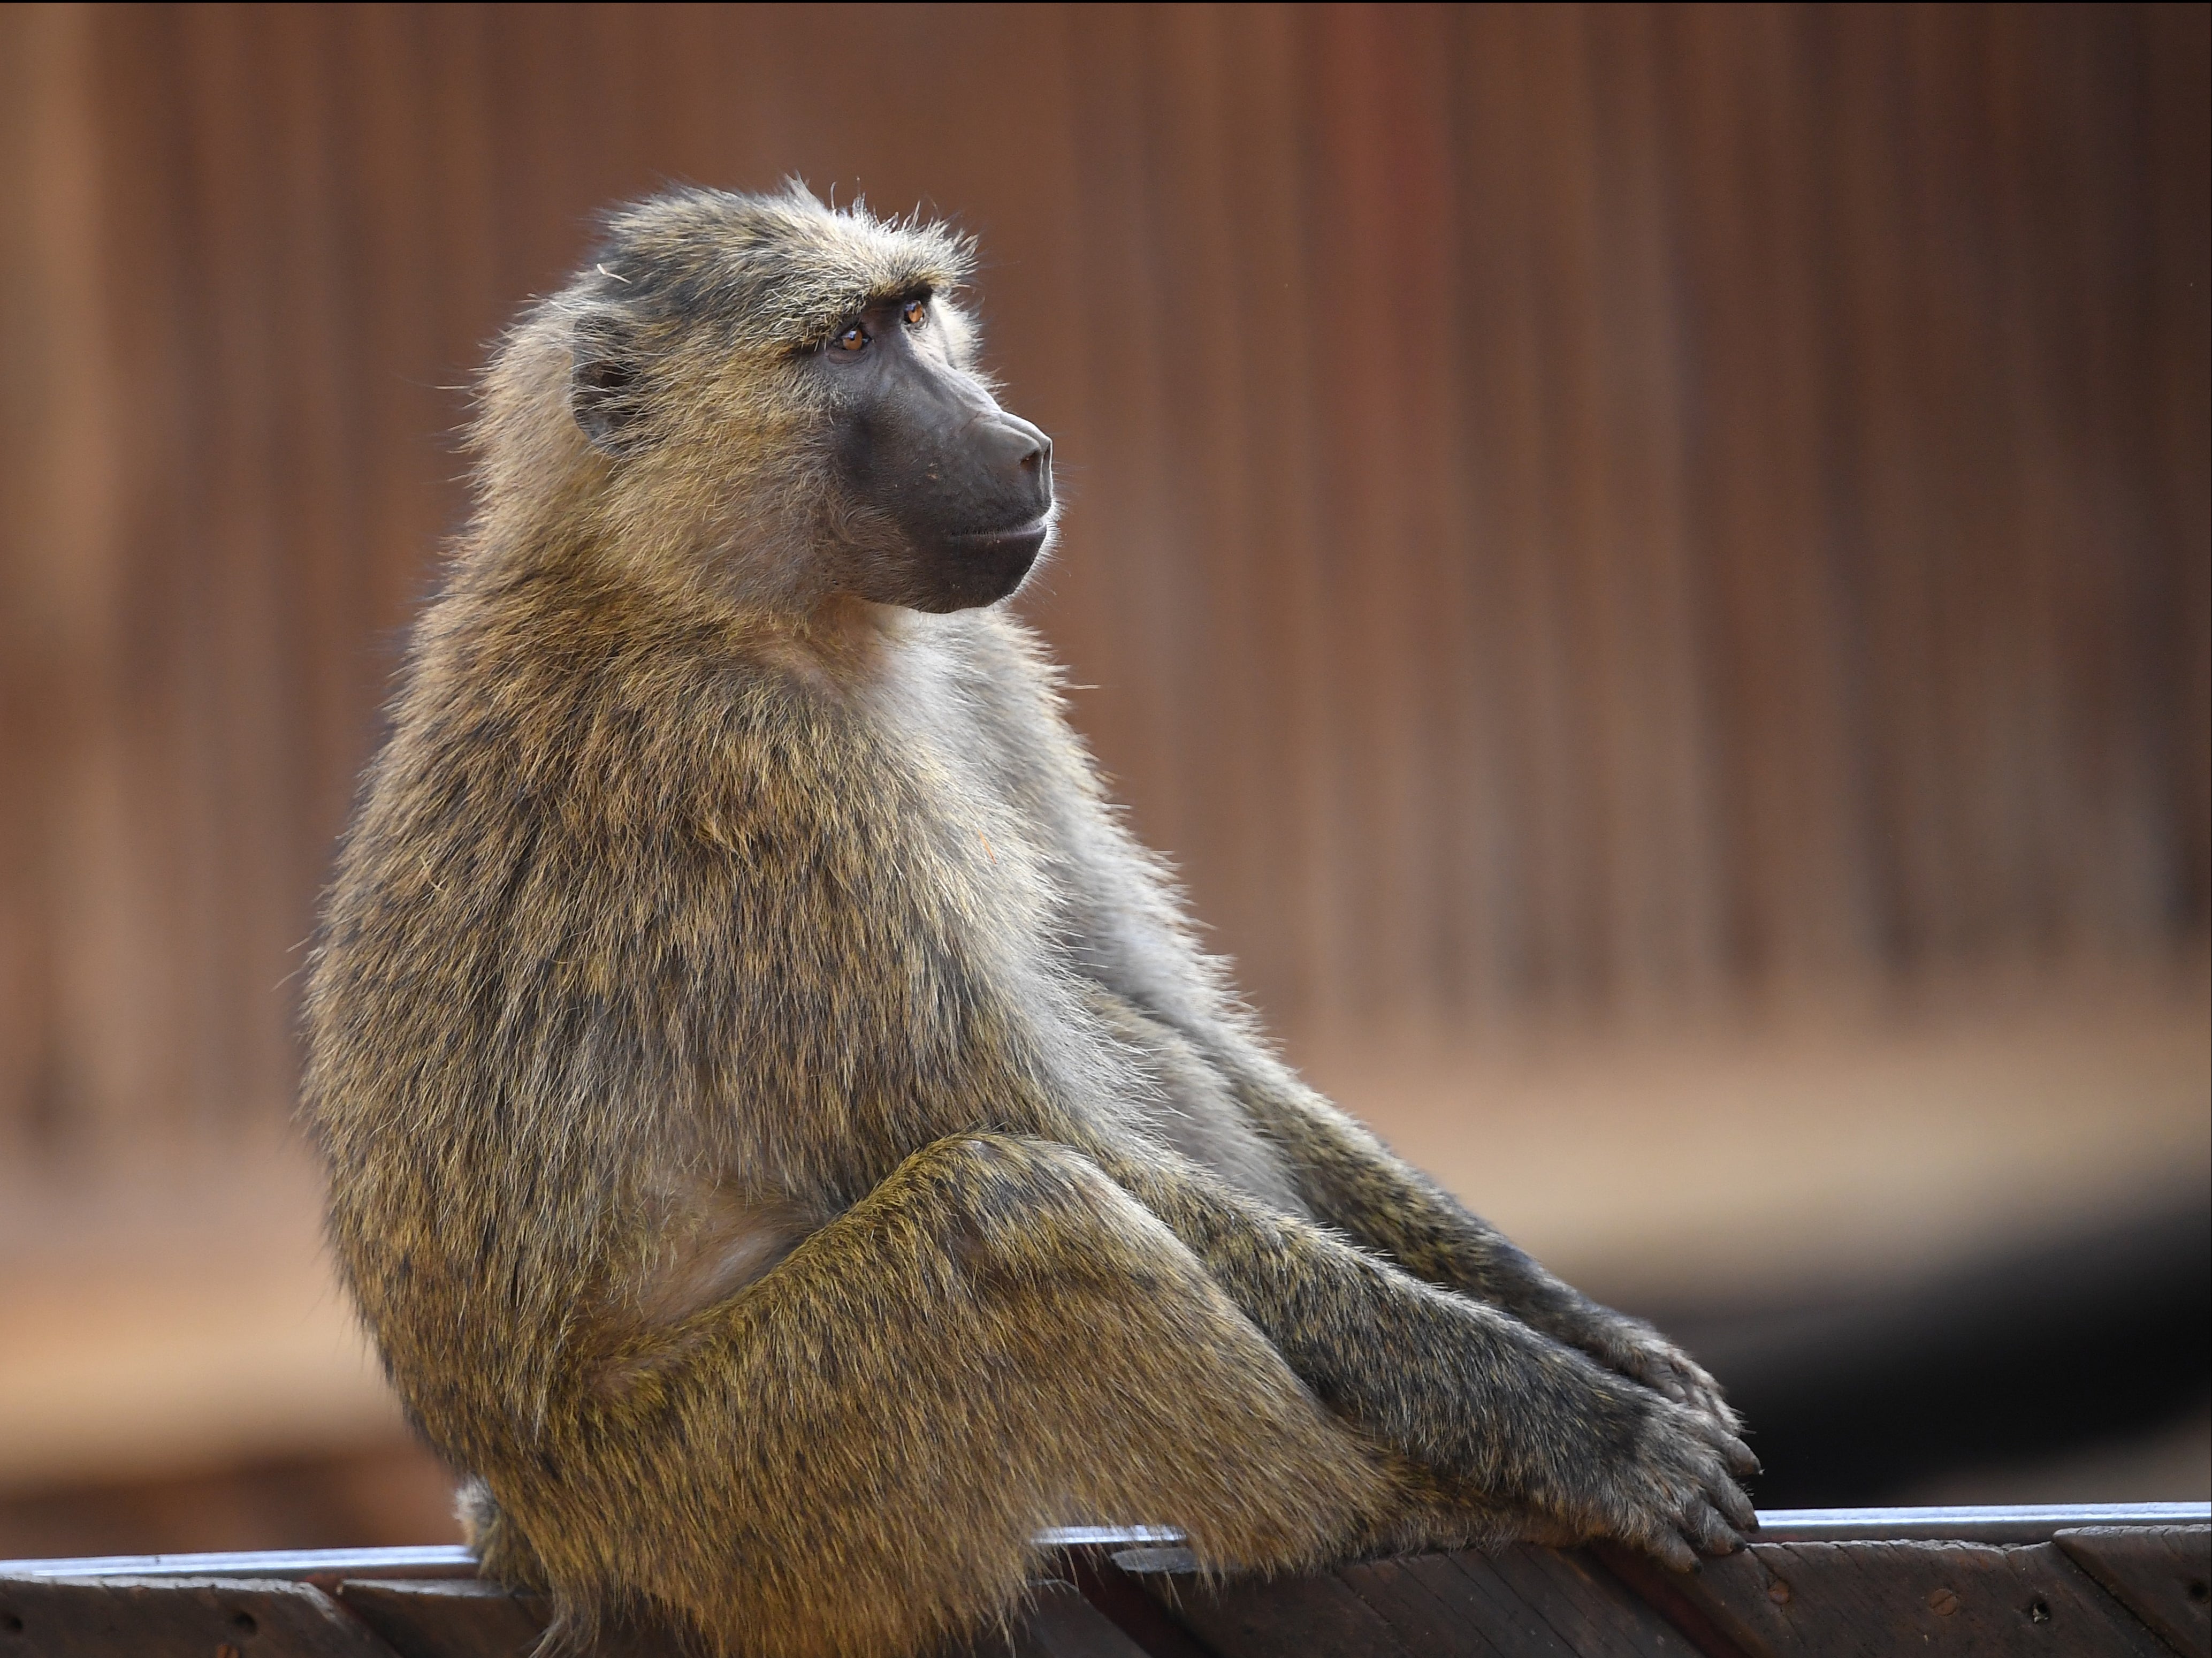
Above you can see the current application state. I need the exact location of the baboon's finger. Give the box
[1719,1433,1760,1478]
[1685,1496,1746,1555]
[1681,1497,1726,1553]
[1711,1476,1759,1534]
[1647,1528,1700,1573]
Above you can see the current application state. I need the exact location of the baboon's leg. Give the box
[487,1134,1410,1658]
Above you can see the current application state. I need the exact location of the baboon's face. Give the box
[813,292,1054,613]
[562,191,1053,616]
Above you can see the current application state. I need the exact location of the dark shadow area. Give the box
[1633,1197,2212,1508]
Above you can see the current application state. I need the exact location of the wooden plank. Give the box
[1590,1541,1760,1658]
[2055,1526,2211,1658]
[1395,1551,1579,1656]
[343,1572,1160,1658]
[1482,1546,1704,1657]
[1331,1554,1508,1657]
[4,1519,2206,1656]
[1062,1549,1221,1658]
[1651,1540,2171,1656]
[0,1573,398,1657]
[956,1580,1160,1658]
[1015,1580,1161,1658]
[334,1579,544,1658]
[1339,1547,1705,1658]
[334,1579,680,1658]
[1135,1566,1415,1658]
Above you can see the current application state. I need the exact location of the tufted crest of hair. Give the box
[469,182,979,614]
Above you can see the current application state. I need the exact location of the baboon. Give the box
[303,185,1755,1658]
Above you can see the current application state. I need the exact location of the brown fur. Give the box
[303,185,1753,1658]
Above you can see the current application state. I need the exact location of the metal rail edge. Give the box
[2,1504,2203,1582]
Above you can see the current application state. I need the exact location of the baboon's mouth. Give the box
[947,519,1050,554]
[922,518,1048,610]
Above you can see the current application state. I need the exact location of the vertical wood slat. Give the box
[1182,2,1344,1029]
[0,3,2202,1165]
[1137,5,1276,1007]
[0,4,132,1163]
[1305,2,1454,1026]
[1453,4,1577,1009]
[2150,2,2212,936]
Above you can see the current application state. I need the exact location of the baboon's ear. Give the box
[570,317,650,456]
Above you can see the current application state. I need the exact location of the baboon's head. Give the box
[480,185,1054,615]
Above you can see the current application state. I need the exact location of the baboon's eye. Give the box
[834,323,869,352]
[902,299,927,328]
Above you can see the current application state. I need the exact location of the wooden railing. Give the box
[2,1504,2205,1655]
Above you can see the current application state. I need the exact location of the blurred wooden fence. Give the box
[1,3,2206,1168]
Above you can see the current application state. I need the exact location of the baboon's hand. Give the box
[1352,1305,1757,1567]
[1575,1311,1747,1451]
[1409,1343,1759,1569]
[1572,1387,1761,1571]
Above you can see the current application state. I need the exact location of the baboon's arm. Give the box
[973,616,1742,1431]
[1087,981,1737,1432]
[1215,1056,1740,1431]
[1070,1134,1757,1568]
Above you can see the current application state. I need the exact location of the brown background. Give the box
[0,2,2206,1553]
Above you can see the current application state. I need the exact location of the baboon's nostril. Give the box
[1021,432,1053,486]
